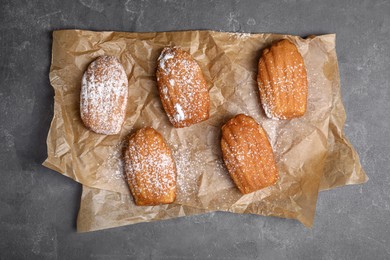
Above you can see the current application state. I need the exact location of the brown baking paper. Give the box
[43,30,367,231]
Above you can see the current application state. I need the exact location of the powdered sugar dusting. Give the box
[227,32,252,40]
[158,52,174,72]
[80,56,128,135]
[220,115,278,193]
[124,129,176,200]
[156,47,209,127]
[127,152,175,197]
[258,42,307,119]
[174,103,185,121]
[98,140,126,183]
[173,147,194,199]
[162,86,168,95]
[173,146,203,202]
[172,145,232,203]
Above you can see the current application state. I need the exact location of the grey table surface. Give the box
[1,0,389,259]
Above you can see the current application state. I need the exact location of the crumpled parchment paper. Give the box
[43,30,367,231]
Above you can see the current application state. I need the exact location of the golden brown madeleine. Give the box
[257,40,308,119]
[156,47,210,128]
[221,114,278,194]
[81,56,128,135]
[123,127,177,206]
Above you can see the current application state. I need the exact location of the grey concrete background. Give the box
[0,0,389,259]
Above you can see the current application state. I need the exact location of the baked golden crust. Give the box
[80,56,128,135]
[156,47,210,128]
[221,114,278,194]
[257,39,308,120]
[123,127,177,206]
